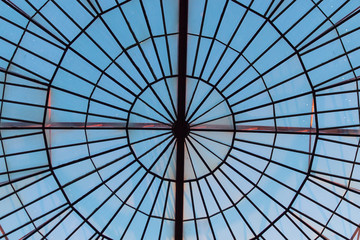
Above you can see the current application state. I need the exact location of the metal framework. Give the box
[1,0,360,239]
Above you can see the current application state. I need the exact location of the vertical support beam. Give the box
[48,89,52,164]
[175,0,188,239]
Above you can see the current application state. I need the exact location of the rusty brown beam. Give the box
[0,224,9,240]
[193,124,360,136]
[350,226,360,240]
[0,122,170,130]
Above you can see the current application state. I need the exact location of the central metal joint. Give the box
[172,121,190,139]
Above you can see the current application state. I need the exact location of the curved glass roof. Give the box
[1,0,360,239]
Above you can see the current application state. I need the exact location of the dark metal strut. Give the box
[175,0,189,239]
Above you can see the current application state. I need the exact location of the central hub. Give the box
[172,121,190,138]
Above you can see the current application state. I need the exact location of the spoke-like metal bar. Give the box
[175,0,189,239]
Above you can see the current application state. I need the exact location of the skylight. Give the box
[1,0,360,239]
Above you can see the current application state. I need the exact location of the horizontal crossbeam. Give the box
[1,122,359,136]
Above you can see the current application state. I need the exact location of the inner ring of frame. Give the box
[127,77,236,182]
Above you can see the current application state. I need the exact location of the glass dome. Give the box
[1,0,360,239]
